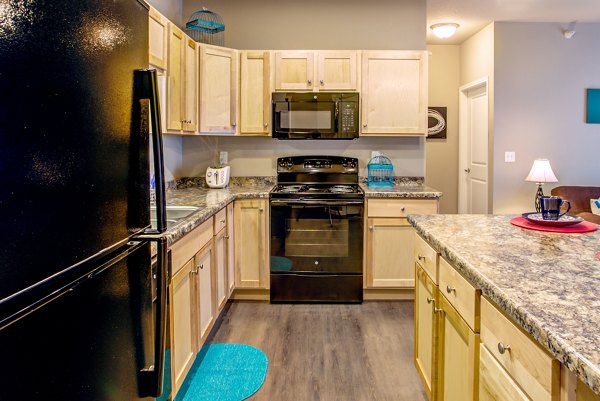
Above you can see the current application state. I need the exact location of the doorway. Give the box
[458,77,489,214]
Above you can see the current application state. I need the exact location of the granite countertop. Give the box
[408,214,600,395]
[360,183,442,199]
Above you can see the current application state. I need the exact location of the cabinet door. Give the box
[169,258,196,396]
[365,217,415,288]
[195,244,214,346]
[361,50,427,135]
[436,293,479,401]
[199,45,238,133]
[479,344,530,401]
[274,51,314,91]
[234,199,269,289]
[415,265,437,401]
[226,202,235,295]
[317,51,358,91]
[240,50,271,136]
[167,24,183,131]
[214,228,228,312]
[149,7,168,70]
[183,36,197,132]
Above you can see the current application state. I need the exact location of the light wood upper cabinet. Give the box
[149,7,168,70]
[234,199,269,289]
[240,50,271,136]
[199,45,239,134]
[166,25,197,133]
[274,51,314,91]
[275,50,358,91]
[361,50,428,136]
[317,51,358,91]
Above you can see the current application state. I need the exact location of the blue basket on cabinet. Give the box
[367,156,394,187]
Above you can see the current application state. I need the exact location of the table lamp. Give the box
[525,159,558,212]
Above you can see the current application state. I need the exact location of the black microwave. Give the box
[272,92,359,139]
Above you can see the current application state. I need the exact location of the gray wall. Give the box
[182,0,425,50]
[177,0,428,180]
[493,22,600,213]
[426,45,460,214]
[146,0,182,28]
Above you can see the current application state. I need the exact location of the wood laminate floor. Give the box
[206,301,428,401]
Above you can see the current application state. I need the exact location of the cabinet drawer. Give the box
[480,297,560,401]
[214,208,227,234]
[438,257,480,331]
[367,199,438,218]
[170,217,213,275]
[414,234,438,284]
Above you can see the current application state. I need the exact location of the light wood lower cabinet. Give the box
[436,293,479,401]
[226,202,235,295]
[364,199,438,291]
[194,243,214,345]
[415,264,437,401]
[170,258,196,396]
[479,343,530,401]
[234,199,269,289]
[214,226,228,311]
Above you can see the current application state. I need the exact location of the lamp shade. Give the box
[525,159,558,183]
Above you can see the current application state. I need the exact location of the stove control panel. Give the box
[304,159,331,169]
[276,156,358,174]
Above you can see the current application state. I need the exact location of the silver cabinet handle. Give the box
[464,168,471,173]
[320,80,324,85]
[220,219,226,223]
[259,208,264,212]
[224,235,230,239]
[363,123,367,128]
[418,255,426,261]
[434,307,442,314]
[264,122,268,127]
[401,207,406,212]
[426,297,434,304]
[232,122,236,127]
[369,226,373,231]
[498,343,511,354]
[199,263,204,270]
[307,79,312,85]
[446,285,456,294]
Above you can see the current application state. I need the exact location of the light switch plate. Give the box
[505,151,515,163]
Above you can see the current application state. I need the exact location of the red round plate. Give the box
[511,217,597,233]
[522,212,583,227]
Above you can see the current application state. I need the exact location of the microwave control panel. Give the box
[340,102,358,134]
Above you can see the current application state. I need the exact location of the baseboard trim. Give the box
[231,288,270,301]
[363,288,414,301]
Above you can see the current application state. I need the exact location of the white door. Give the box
[459,78,489,214]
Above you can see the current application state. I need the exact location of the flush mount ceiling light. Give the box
[430,23,459,39]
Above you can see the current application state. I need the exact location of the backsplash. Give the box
[173,176,423,189]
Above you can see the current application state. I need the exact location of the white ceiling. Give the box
[427,0,600,44]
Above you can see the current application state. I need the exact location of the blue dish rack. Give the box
[367,155,394,187]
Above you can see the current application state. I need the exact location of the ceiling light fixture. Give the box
[430,23,459,39]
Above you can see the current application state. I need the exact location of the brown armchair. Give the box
[550,186,600,225]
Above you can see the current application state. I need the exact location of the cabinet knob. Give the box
[259,208,264,212]
[426,297,434,305]
[232,122,237,127]
[498,342,511,354]
[401,207,406,212]
[264,122,268,127]
[199,263,204,270]
[464,168,471,173]
[307,79,312,85]
[221,219,226,223]
[418,255,426,261]
[369,226,373,231]
[446,285,456,294]
[433,307,443,314]
[320,80,324,86]
[224,235,230,239]
[363,123,367,128]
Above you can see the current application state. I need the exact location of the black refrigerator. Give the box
[0,0,170,400]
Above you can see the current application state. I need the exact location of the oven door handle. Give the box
[270,199,364,207]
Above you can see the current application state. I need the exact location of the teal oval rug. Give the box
[178,344,268,401]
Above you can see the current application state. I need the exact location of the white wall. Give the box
[493,22,600,213]
[181,136,424,178]
[182,0,425,50]
[427,45,460,213]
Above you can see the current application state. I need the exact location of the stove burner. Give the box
[276,185,308,193]
[328,185,356,194]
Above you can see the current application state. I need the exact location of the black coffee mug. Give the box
[540,196,571,220]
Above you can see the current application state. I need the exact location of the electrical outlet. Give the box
[505,151,516,163]
[219,151,228,165]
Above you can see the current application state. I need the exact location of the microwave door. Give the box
[286,100,335,137]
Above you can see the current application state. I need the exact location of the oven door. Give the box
[270,199,364,302]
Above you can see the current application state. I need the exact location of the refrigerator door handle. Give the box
[134,69,167,234]
[135,234,168,398]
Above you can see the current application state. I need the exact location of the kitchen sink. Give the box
[150,205,199,222]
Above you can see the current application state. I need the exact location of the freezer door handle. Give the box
[136,234,168,398]
[134,69,167,234]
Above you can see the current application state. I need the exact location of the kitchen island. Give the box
[408,214,600,398]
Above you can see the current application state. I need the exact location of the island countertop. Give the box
[408,214,600,395]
